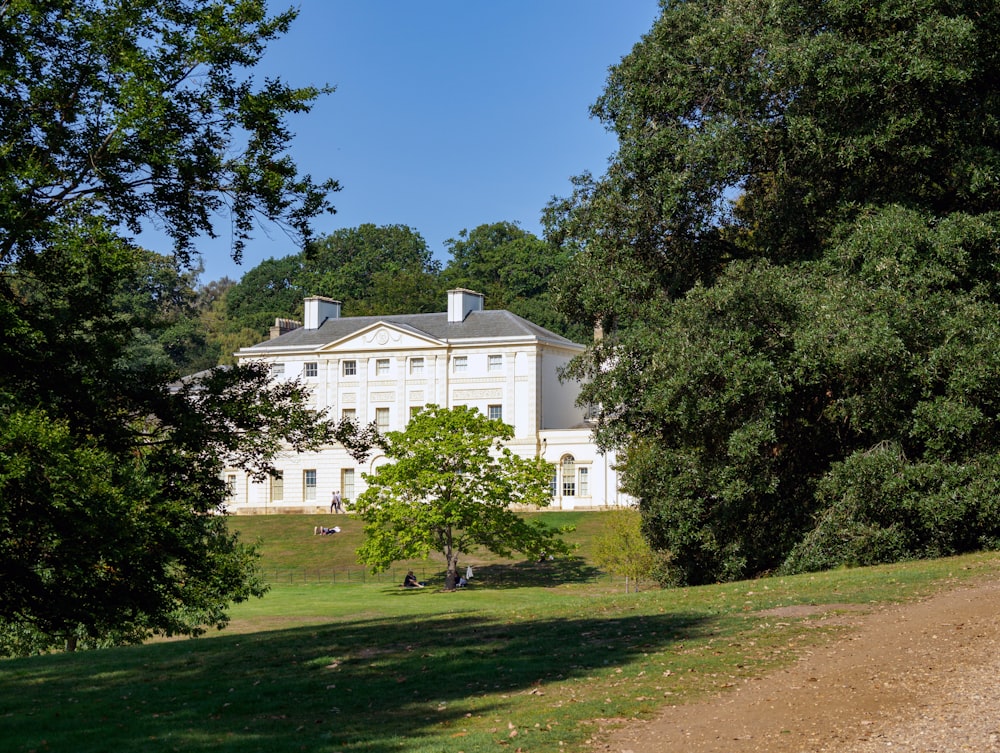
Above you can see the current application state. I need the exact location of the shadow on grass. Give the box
[258,556,604,589]
[467,557,603,588]
[382,557,603,592]
[0,608,713,753]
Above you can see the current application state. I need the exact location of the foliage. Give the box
[218,224,444,340]
[0,0,337,652]
[592,508,660,592]
[213,221,582,343]
[186,276,236,371]
[0,224,335,654]
[112,249,221,374]
[442,221,584,339]
[782,444,1000,573]
[222,256,307,338]
[352,405,572,589]
[0,0,336,267]
[301,224,443,315]
[548,0,1000,583]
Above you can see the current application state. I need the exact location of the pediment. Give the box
[318,321,443,353]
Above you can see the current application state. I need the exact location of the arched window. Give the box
[561,455,576,496]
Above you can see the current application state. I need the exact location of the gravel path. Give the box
[599,577,1000,753]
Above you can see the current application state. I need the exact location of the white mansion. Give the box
[224,289,629,513]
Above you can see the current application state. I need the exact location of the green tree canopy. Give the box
[352,405,571,590]
[442,222,583,339]
[219,224,444,342]
[0,0,336,267]
[302,224,443,316]
[548,0,1000,584]
[0,0,338,651]
[111,249,218,375]
[223,255,308,335]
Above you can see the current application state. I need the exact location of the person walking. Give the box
[330,490,343,513]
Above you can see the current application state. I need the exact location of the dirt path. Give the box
[599,577,1000,752]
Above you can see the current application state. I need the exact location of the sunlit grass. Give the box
[2,514,997,753]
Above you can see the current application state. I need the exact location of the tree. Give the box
[301,224,444,315]
[183,275,237,373]
[593,508,659,593]
[352,405,572,590]
[112,249,217,374]
[548,0,1000,584]
[218,224,444,342]
[1,222,343,652]
[0,0,338,651]
[0,0,337,266]
[442,222,584,339]
[222,255,308,339]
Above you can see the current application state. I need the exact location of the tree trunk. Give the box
[443,528,458,590]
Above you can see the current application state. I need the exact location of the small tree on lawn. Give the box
[352,405,571,590]
[593,507,659,593]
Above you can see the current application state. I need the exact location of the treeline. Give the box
[165,221,585,375]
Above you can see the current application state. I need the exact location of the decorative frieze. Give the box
[453,389,504,400]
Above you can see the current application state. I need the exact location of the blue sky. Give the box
[183,2,662,283]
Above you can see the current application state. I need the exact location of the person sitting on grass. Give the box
[403,570,424,588]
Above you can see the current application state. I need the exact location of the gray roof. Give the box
[243,309,584,352]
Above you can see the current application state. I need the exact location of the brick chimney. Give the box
[270,317,301,339]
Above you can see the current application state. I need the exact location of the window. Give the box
[341,408,356,422]
[409,357,424,376]
[271,471,284,502]
[453,355,467,373]
[410,405,423,420]
[578,466,590,497]
[561,455,576,496]
[376,358,389,376]
[304,469,317,501]
[341,468,355,504]
[488,354,503,372]
[303,362,317,378]
[343,360,357,377]
[488,404,503,421]
[225,473,237,498]
[549,471,558,498]
[375,407,390,431]
[269,362,285,377]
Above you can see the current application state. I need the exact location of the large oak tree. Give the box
[548,0,1000,584]
[0,0,338,652]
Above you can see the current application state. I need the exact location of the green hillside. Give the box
[230,510,611,585]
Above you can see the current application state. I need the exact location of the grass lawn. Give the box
[229,511,608,586]
[1,513,998,753]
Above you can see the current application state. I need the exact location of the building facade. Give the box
[224,289,629,513]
